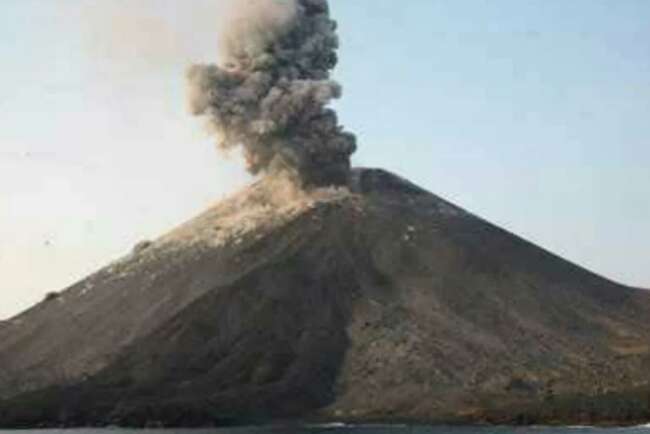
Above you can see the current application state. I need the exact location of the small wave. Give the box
[306,422,347,428]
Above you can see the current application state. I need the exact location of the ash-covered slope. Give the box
[1,168,649,427]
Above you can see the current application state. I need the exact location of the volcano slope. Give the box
[1,168,649,427]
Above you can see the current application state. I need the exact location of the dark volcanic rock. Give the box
[1,168,649,427]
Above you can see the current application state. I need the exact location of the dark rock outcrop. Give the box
[1,168,649,427]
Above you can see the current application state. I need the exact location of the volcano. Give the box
[1,168,649,427]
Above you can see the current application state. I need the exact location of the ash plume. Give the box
[188,0,357,188]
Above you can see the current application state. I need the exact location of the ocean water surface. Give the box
[2,426,650,434]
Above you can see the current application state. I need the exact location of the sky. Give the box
[1,0,649,320]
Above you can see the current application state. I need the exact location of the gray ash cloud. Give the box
[187,0,356,187]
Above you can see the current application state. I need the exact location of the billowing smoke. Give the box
[187,0,356,188]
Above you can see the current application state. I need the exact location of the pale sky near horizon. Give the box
[1,0,649,320]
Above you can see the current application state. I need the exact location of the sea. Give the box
[2,426,650,434]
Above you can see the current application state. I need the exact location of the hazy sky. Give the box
[1,0,649,319]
